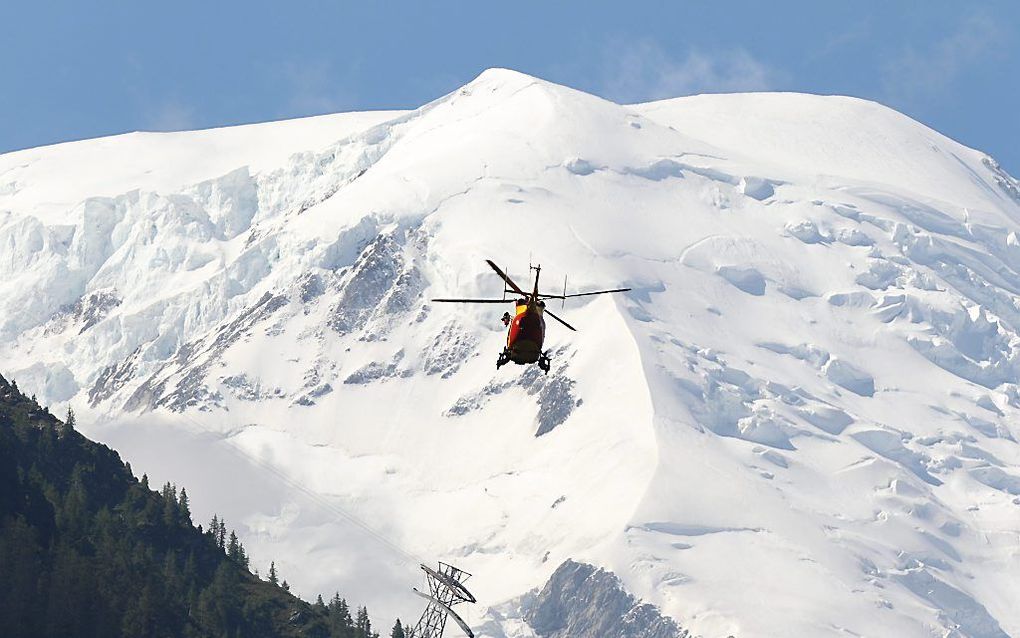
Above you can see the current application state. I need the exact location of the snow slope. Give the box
[0,110,403,221]
[3,69,1020,638]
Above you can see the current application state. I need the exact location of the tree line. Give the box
[0,374,408,638]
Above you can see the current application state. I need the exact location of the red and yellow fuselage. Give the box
[506,300,546,364]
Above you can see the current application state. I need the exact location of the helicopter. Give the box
[432,259,631,374]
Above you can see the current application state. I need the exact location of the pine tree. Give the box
[121,582,156,637]
[227,530,240,561]
[391,619,406,638]
[328,594,354,637]
[355,605,372,638]
[208,514,219,544]
[183,550,198,584]
[198,561,242,637]
[61,468,89,534]
[63,406,75,433]
[268,561,278,586]
[281,579,290,592]
[217,518,227,550]
[162,482,178,526]
[163,549,180,601]
[178,488,191,524]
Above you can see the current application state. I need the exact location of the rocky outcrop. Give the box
[525,561,689,638]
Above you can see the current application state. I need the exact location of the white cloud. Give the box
[278,60,358,116]
[882,13,1007,104]
[601,39,780,103]
[812,19,872,60]
[146,100,197,132]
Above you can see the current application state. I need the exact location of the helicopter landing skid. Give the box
[538,352,551,375]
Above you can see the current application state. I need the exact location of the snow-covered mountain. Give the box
[3,68,1020,638]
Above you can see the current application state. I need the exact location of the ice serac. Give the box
[3,68,1020,638]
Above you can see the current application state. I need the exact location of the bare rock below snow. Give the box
[293,383,334,406]
[328,230,424,336]
[525,560,689,638]
[221,373,284,401]
[46,289,122,335]
[982,157,1020,204]
[298,272,326,303]
[446,356,581,436]
[534,373,582,437]
[343,361,410,385]
[124,291,288,412]
[88,347,141,407]
[329,234,405,334]
[422,323,478,378]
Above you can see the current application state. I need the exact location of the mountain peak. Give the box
[467,67,543,89]
[3,68,1020,638]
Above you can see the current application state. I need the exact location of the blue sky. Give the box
[2,1,1018,172]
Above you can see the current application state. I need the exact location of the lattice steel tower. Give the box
[408,562,476,638]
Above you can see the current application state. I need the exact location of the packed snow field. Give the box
[3,69,1020,637]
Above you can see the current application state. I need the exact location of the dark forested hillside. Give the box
[0,373,383,638]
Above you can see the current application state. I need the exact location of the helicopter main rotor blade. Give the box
[486,259,529,297]
[561,287,632,298]
[432,298,511,304]
[544,308,577,332]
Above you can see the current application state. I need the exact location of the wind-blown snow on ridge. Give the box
[635,92,1014,211]
[3,67,1020,638]
[0,110,404,220]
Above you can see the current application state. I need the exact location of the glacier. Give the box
[2,68,1020,637]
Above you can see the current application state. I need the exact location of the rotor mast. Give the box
[529,263,541,309]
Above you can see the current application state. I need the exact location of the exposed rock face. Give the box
[525,561,689,638]
[445,352,581,436]
[43,289,122,337]
[88,346,141,407]
[343,351,410,384]
[328,229,425,337]
[983,157,1020,203]
[123,291,289,412]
